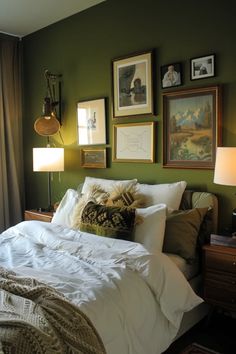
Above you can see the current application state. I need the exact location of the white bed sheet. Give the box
[166,253,199,280]
[0,221,203,354]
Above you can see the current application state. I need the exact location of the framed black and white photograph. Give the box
[81,148,107,168]
[190,54,215,80]
[113,122,155,163]
[161,62,182,89]
[77,98,106,145]
[112,50,154,118]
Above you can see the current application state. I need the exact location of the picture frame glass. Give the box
[163,86,221,169]
[112,51,153,117]
[77,98,106,145]
[191,54,215,80]
[161,63,182,89]
[113,122,154,163]
[81,148,106,168]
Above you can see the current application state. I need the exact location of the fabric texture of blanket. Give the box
[0,267,106,354]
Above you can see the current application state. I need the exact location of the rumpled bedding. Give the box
[0,221,203,354]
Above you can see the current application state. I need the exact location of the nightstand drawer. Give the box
[205,251,236,274]
[204,286,236,310]
[205,272,236,290]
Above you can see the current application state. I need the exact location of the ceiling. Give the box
[0,0,105,38]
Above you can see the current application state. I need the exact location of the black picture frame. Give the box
[161,62,182,89]
[190,54,215,80]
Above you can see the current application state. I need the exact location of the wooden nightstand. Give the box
[203,244,236,311]
[24,210,53,223]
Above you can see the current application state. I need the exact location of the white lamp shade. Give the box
[33,147,64,172]
[214,147,236,186]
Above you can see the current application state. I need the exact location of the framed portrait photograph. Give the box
[190,54,215,80]
[112,50,154,118]
[81,148,106,168]
[113,122,155,163]
[163,85,221,169]
[77,98,106,145]
[161,62,182,89]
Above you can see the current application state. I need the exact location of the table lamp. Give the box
[214,147,236,233]
[33,147,64,211]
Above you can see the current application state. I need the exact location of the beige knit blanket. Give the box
[0,267,106,354]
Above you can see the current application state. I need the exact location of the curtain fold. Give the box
[0,37,24,232]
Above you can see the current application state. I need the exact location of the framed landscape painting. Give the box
[112,50,154,118]
[163,85,221,169]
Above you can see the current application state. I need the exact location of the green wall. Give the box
[22,0,236,232]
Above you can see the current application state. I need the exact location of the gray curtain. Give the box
[0,37,24,232]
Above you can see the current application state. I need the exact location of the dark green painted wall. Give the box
[22,0,236,232]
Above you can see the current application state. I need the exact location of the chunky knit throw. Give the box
[0,267,106,354]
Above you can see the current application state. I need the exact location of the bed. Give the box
[0,177,218,354]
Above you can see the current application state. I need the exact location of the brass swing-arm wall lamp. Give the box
[34,69,62,137]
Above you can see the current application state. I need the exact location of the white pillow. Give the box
[136,181,187,209]
[51,189,80,227]
[82,176,138,194]
[134,204,167,253]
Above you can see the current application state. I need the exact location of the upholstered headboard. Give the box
[180,190,218,234]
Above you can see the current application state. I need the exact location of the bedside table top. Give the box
[24,209,54,222]
[203,243,236,255]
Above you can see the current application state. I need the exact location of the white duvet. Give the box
[0,221,203,354]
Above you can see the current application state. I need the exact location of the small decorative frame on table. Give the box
[112,50,154,118]
[81,148,106,168]
[113,122,155,163]
[161,62,182,89]
[190,54,215,80]
[163,85,221,169]
[77,98,106,145]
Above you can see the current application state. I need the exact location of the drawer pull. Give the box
[233,262,236,266]
[232,281,236,285]
[231,299,235,303]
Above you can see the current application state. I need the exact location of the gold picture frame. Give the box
[113,122,155,163]
[81,148,106,168]
[112,50,154,118]
[163,85,222,169]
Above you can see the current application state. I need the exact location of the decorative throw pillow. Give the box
[71,184,109,229]
[162,207,209,263]
[105,183,144,209]
[79,201,136,240]
[81,176,138,195]
[134,203,167,253]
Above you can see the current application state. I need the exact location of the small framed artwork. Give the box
[113,122,155,163]
[190,54,215,80]
[81,148,106,168]
[112,50,154,118]
[77,98,106,145]
[163,85,221,169]
[161,62,182,89]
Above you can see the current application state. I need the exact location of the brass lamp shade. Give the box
[34,115,60,136]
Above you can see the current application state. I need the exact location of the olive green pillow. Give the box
[163,207,209,263]
[79,201,136,241]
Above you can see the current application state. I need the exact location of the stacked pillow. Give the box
[52,177,189,254]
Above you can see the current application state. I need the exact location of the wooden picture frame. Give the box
[81,148,106,168]
[161,62,182,89]
[113,122,155,163]
[77,98,106,145]
[163,85,221,169]
[190,54,215,80]
[112,50,154,118]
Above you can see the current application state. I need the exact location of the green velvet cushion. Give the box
[79,201,136,240]
[163,207,209,263]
